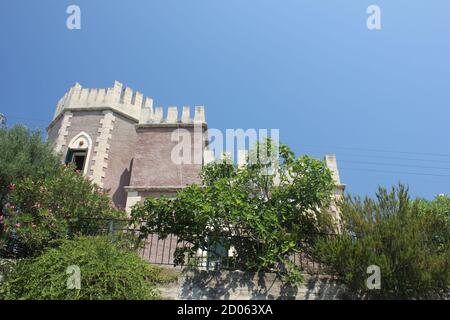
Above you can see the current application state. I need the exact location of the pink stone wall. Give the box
[102,114,137,209]
[130,126,205,188]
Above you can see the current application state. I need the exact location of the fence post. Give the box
[108,219,114,236]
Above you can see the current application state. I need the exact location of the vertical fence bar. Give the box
[161,238,166,265]
[148,234,154,261]
[167,234,173,264]
[155,237,160,264]
[108,219,114,236]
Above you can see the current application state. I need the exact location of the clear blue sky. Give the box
[1,0,449,199]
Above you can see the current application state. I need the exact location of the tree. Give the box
[131,140,336,284]
[314,184,450,299]
[0,125,60,206]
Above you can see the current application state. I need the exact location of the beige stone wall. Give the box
[46,115,63,152]
[158,268,349,300]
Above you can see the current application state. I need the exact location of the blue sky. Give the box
[1,0,449,199]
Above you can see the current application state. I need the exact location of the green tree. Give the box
[0,125,60,205]
[131,140,336,284]
[314,184,450,299]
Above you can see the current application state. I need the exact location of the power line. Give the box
[300,143,450,158]
[5,115,51,123]
[300,147,450,164]
[338,160,450,171]
[340,167,450,178]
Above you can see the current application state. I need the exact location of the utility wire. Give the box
[338,160,450,171]
[340,167,450,178]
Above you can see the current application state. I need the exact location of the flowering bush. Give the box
[0,165,125,258]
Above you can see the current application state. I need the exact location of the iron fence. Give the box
[68,218,336,275]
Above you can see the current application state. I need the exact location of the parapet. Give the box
[52,81,206,126]
[138,105,206,126]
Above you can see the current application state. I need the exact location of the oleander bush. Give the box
[0,125,125,259]
[0,236,173,300]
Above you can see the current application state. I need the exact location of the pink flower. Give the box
[8,183,16,190]
[32,202,42,209]
[15,223,21,228]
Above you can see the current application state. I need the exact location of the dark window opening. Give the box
[65,149,87,172]
[73,153,86,172]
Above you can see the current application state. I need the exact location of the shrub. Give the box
[314,184,450,299]
[0,165,125,258]
[0,236,171,300]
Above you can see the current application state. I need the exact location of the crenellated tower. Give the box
[47,81,208,210]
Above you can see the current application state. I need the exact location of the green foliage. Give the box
[0,125,60,205]
[131,140,336,284]
[314,184,450,299]
[1,165,125,259]
[0,236,170,300]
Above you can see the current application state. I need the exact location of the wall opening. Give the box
[65,149,87,172]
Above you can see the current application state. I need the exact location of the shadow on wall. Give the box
[162,268,350,300]
[112,159,133,209]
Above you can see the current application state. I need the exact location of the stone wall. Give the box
[129,124,206,188]
[102,113,137,208]
[158,268,349,300]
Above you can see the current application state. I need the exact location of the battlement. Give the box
[52,81,206,125]
[138,105,206,126]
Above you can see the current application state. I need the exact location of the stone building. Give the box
[47,81,345,214]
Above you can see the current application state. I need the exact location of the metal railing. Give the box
[68,218,335,275]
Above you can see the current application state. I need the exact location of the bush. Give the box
[314,184,450,299]
[0,236,171,300]
[0,165,125,258]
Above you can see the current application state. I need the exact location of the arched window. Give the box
[65,132,92,175]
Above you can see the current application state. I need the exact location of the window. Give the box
[65,149,87,172]
[72,151,87,171]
